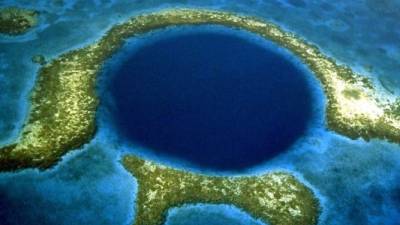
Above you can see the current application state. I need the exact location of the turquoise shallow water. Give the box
[0,1,400,225]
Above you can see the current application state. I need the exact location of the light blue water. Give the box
[0,1,400,225]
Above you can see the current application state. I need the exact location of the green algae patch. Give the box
[0,7,38,35]
[122,155,320,225]
[1,8,400,172]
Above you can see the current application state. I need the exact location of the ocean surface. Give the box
[0,1,400,225]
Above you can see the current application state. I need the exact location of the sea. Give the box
[0,1,399,225]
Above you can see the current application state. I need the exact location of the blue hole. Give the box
[107,28,313,170]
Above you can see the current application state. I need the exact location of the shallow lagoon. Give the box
[105,27,314,171]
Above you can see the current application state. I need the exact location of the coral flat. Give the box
[0,6,38,35]
[122,155,320,225]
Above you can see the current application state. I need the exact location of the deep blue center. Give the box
[108,29,313,170]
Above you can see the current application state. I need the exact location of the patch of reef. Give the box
[123,155,319,225]
[31,54,47,66]
[0,7,39,35]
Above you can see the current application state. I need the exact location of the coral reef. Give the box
[31,54,47,65]
[0,7,38,35]
[123,155,320,225]
[1,8,398,171]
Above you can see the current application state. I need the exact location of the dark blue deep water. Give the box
[108,30,313,170]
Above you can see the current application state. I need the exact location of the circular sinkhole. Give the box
[105,27,314,171]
